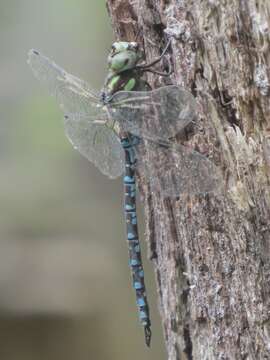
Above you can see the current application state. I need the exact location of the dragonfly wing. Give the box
[135,141,223,197]
[110,85,220,196]
[27,49,107,121]
[109,85,196,140]
[28,50,123,178]
[64,115,124,179]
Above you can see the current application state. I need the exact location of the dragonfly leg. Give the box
[136,38,172,70]
[143,61,173,77]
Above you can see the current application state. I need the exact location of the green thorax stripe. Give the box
[105,70,138,95]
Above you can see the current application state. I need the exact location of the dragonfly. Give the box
[27,40,222,347]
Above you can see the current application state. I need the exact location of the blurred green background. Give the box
[0,1,166,359]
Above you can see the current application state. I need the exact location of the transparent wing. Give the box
[28,49,124,178]
[109,85,196,140]
[135,140,222,197]
[27,50,219,191]
[64,115,124,178]
[109,85,221,197]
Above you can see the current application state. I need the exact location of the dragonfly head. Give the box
[107,42,142,74]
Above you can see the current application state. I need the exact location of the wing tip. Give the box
[27,49,40,65]
[28,48,40,56]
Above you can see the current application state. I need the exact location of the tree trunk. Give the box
[106,1,270,359]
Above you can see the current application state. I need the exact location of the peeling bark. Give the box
[106,1,270,359]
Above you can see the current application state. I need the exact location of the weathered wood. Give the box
[106,1,270,359]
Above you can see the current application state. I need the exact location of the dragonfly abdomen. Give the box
[121,136,152,347]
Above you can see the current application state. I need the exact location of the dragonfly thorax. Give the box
[102,42,146,99]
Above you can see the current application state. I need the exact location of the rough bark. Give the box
[106,1,270,359]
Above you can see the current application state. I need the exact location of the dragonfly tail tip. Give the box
[144,325,152,347]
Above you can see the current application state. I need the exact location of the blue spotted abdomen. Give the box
[121,136,151,346]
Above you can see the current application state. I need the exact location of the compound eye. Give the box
[127,42,137,51]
